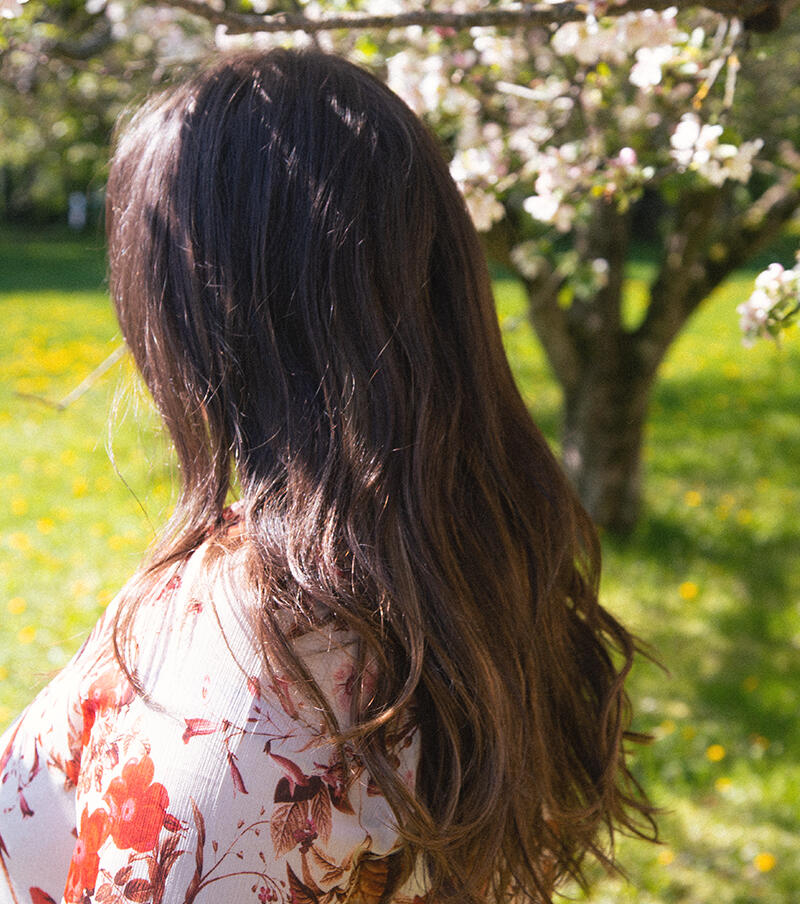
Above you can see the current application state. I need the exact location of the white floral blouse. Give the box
[0,518,424,904]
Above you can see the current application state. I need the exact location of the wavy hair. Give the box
[106,48,655,903]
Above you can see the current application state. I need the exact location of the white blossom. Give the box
[739,259,800,345]
[511,242,548,280]
[0,0,28,18]
[463,187,505,232]
[669,114,760,186]
[591,257,611,289]
[450,146,499,185]
[630,45,675,89]
[387,51,448,115]
[617,147,638,168]
[523,193,562,224]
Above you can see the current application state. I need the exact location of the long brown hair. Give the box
[106,48,655,903]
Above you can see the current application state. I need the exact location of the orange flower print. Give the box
[81,672,133,746]
[104,755,169,852]
[64,806,110,902]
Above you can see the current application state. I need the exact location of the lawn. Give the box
[1,224,798,903]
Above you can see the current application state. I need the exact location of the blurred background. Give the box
[1,1,798,901]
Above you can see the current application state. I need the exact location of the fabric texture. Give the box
[0,516,423,904]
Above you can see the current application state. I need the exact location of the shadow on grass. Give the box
[0,224,107,293]
[634,515,799,741]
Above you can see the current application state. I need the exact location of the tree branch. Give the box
[161,0,787,36]
[635,186,727,369]
[50,18,115,61]
[702,174,800,292]
[636,174,800,368]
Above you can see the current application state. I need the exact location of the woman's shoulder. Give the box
[62,514,422,904]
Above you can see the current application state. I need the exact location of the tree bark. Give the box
[561,346,654,535]
[522,177,799,534]
[564,201,654,534]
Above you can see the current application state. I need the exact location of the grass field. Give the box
[1,224,798,902]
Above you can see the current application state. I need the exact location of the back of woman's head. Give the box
[106,48,654,904]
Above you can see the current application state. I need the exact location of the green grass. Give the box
[1,226,799,902]
[0,224,173,715]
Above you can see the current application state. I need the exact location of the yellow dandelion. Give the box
[722,362,741,379]
[753,853,776,873]
[742,675,759,692]
[95,476,112,492]
[679,581,698,601]
[107,535,126,551]
[36,518,55,535]
[0,705,9,723]
[655,719,676,738]
[43,347,73,371]
[685,490,702,507]
[11,496,28,516]
[7,597,26,615]
[59,449,78,466]
[736,509,753,526]
[8,533,32,552]
[681,725,697,741]
[72,477,89,497]
[97,589,114,607]
[656,849,675,866]
[706,744,726,762]
[0,665,8,681]
[715,776,732,792]
[18,625,37,644]
[70,579,90,597]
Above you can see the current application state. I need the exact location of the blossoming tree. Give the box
[3,0,799,532]
[370,7,799,532]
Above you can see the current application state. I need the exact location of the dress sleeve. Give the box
[3,544,426,904]
[49,547,426,904]
[0,653,85,904]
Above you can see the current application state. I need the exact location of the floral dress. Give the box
[0,525,424,904]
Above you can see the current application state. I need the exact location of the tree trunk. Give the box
[559,200,653,534]
[515,178,800,535]
[561,353,654,535]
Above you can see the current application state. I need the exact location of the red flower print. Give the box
[28,890,58,904]
[64,754,80,788]
[64,806,110,903]
[18,791,34,818]
[155,571,182,600]
[81,672,133,746]
[104,755,169,852]
[182,718,223,743]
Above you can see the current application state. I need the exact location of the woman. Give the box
[0,49,654,904]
